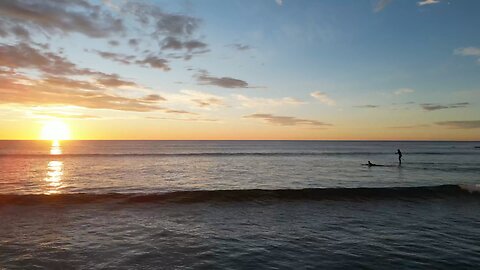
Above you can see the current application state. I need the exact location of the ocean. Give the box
[0,140,479,269]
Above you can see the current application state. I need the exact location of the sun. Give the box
[40,120,71,141]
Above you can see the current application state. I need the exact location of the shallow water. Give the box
[0,141,479,269]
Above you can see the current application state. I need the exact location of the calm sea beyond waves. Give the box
[1,140,479,269]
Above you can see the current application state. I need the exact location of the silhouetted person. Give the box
[365,161,383,167]
[396,149,402,165]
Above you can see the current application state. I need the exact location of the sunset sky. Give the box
[0,0,479,140]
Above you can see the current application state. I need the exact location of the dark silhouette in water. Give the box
[396,149,402,165]
[364,161,384,167]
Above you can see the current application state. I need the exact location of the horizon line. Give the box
[1,139,479,142]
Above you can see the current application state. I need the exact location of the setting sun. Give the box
[40,120,71,141]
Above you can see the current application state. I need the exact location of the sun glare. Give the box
[40,120,71,141]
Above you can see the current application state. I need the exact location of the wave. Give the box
[1,151,479,158]
[0,185,479,206]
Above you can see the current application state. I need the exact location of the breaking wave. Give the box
[0,185,478,206]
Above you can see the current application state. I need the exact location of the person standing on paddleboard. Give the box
[396,149,402,165]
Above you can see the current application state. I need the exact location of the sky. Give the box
[0,0,479,140]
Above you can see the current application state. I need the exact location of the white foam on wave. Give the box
[459,184,480,193]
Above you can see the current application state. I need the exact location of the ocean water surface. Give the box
[0,140,479,269]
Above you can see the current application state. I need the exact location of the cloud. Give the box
[96,73,138,88]
[11,25,30,40]
[388,124,430,129]
[310,91,336,106]
[0,0,124,38]
[146,116,218,122]
[135,56,171,71]
[161,36,207,51]
[0,1,218,117]
[244,113,330,127]
[0,75,163,112]
[421,102,470,111]
[31,112,100,119]
[0,43,89,76]
[275,0,283,6]
[124,3,200,37]
[196,71,251,88]
[108,40,119,47]
[417,0,440,6]
[42,76,102,90]
[163,109,196,115]
[94,50,136,65]
[0,66,197,114]
[0,1,209,62]
[227,43,251,51]
[128,38,139,47]
[93,50,171,71]
[234,94,304,108]
[394,88,415,95]
[373,0,391,13]
[179,90,226,109]
[454,47,480,56]
[142,94,165,102]
[354,105,379,108]
[0,43,139,88]
[436,120,480,129]
[454,47,480,63]
[122,2,208,60]
[161,90,226,110]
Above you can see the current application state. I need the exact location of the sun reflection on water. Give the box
[50,140,62,155]
[44,160,64,194]
[45,140,64,194]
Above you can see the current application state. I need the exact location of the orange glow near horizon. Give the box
[0,117,477,141]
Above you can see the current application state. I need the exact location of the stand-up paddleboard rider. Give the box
[396,149,402,165]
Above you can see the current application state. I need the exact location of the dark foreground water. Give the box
[0,141,479,269]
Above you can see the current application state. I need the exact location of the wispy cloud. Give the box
[196,70,251,88]
[454,47,480,56]
[30,112,100,119]
[161,90,227,110]
[0,65,202,114]
[310,91,336,106]
[234,94,304,108]
[94,50,135,65]
[421,102,470,111]
[373,0,392,13]
[394,88,415,96]
[135,56,171,71]
[227,43,251,51]
[354,105,379,108]
[454,47,480,63]
[179,90,226,109]
[417,0,440,6]
[93,50,171,71]
[436,120,480,129]
[0,0,209,66]
[244,113,330,127]
[388,124,430,129]
[275,0,283,6]
[0,0,124,38]
[146,116,218,123]
[0,43,141,89]
[0,75,165,112]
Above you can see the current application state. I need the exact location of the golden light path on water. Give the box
[44,140,64,195]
